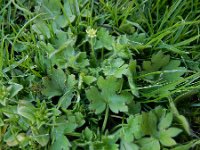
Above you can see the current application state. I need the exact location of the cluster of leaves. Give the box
[1,0,200,149]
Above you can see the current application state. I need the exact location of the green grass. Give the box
[0,0,200,149]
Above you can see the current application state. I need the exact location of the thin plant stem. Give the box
[102,105,109,133]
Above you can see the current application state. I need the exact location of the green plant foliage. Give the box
[95,28,114,50]
[1,0,200,149]
[118,107,183,149]
[86,76,133,114]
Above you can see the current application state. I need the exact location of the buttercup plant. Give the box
[86,28,97,38]
[0,0,200,149]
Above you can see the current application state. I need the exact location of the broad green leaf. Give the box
[18,117,30,131]
[94,136,119,150]
[2,105,18,119]
[42,68,66,99]
[127,115,144,139]
[103,58,129,78]
[170,100,191,135]
[143,51,170,73]
[67,112,85,128]
[86,86,106,114]
[7,83,23,98]
[48,34,88,70]
[50,115,79,149]
[63,0,77,21]
[50,135,71,150]
[4,133,19,147]
[37,0,76,28]
[127,101,141,115]
[40,0,60,16]
[53,116,76,136]
[165,127,182,137]
[32,127,49,147]
[128,32,147,45]
[17,100,36,124]
[82,75,96,85]
[86,76,133,114]
[81,8,91,17]
[142,111,158,136]
[32,21,51,39]
[159,131,177,147]
[113,42,131,59]
[120,140,139,150]
[57,74,77,108]
[119,22,135,34]
[95,28,114,50]
[172,144,192,150]
[58,91,73,109]
[70,52,89,70]
[120,130,134,143]
[128,74,138,97]
[158,112,173,130]
[0,118,4,126]
[138,137,160,150]
[142,51,170,81]
[108,91,132,113]
[14,42,28,52]
[55,15,68,28]
[48,44,75,68]
[141,51,187,84]
[97,76,121,94]
[161,60,187,82]
[53,30,72,48]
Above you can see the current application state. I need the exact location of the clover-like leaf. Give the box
[143,51,170,72]
[159,131,177,147]
[95,28,114,50]
[120,114,144,143]
[50,115,80,150]
[138,137,160,150]
[93,135,119,150]
[128,32,147,46]
[82,75,96,85]
[122,107,183,149]
[86,76,133,114]
[158,111,173,130]
[142,51,187,82]
[120,140,139,150]
[142,111,158,136]
[161,60,187,82]
[86,86,106,114]
[103,58,129,78]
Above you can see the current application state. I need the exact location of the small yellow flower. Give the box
[86,28,97,38]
